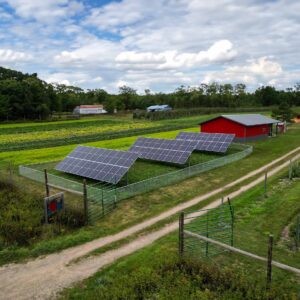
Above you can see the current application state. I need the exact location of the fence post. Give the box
[44,169,50,197]
[264,172,268,197]
[206,213,209,256]
[179,212,184,258]
[296,215,300,251]
[266,235,273,290]
[289,159,292,180]
[8,161,13,185]
[228,197,234,246]
[83,179,88,225]
[101,188,105,216]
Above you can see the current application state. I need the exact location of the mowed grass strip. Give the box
[0,124,299,265]
[59,169,300,300]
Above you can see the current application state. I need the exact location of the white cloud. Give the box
[116,40,236,70]
[54,40,120,67]
[0,48,32,63]
[4,0,84,22]
[45,72,102,86]
[202,57,283,86]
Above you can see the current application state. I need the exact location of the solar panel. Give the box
[176,132,235,153]
[129,137,198,164]
[55,146,139,184]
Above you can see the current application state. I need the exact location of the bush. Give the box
[0,181,43,246]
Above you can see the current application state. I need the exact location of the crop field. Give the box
[0,114,217,151]
[60,167,300,300]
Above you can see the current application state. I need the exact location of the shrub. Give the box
[0,181,43,246]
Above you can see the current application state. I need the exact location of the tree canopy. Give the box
[0,66,299,121]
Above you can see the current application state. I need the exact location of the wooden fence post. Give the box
[296,216,300,251]
[289,160,293,180]
[179,212,184,258]
[83,179,88,225]
[44,169,50,197]
[264,172,268,197]
[266,235,273,290]
[228,197,234,246]
[101,188,105,216]
[8,161,13,185]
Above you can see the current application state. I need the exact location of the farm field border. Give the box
[1,150,300,300]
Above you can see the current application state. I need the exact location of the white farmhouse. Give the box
[73,105,107,115]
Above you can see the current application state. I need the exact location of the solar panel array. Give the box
[129,137,198,164]
[55,146,139,184]
[176,132,235,153]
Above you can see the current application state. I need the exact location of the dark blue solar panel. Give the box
[176,132,235,153]
[56,146,139,184]
[129,137,197,164]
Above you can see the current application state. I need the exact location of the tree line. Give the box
[0,66,299,121]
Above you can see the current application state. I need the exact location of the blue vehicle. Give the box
[146,105,172,112]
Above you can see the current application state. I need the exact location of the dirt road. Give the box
[0,147,300,300]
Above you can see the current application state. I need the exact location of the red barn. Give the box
[199,114,280,142]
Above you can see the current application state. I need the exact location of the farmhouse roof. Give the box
[199,114,280,126]
[79,105,103,108]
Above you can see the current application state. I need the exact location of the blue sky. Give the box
[0,0,299,93]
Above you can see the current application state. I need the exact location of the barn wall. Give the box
[245,124,270,137]
[200,117,246,138]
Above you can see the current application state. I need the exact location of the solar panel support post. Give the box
[83,179,88,225]
[44,169,50,197]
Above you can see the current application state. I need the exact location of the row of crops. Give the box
[0,124,196,152]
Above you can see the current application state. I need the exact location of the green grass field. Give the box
[59,168,300,300]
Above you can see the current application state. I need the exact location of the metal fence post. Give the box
[83,179,88,225]
[179,212,184,258]
[266,235,273,290]
[44,169,50,197]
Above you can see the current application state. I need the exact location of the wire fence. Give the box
[19,143,252,223]
[180,203,234,258]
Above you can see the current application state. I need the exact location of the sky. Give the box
[0,0,299,93]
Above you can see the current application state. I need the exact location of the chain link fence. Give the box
[19,143,252,223]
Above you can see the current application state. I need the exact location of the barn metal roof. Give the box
[199,114,280,126]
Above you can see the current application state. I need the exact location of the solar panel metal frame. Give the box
[176,132,235,153]
[129,137,198,164]
[55,146,139,184]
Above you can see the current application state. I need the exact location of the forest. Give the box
[0,66,300,120]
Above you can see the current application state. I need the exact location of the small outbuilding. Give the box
[147,105,172,112]
[199,114,281,142]
[73,105,107,115]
